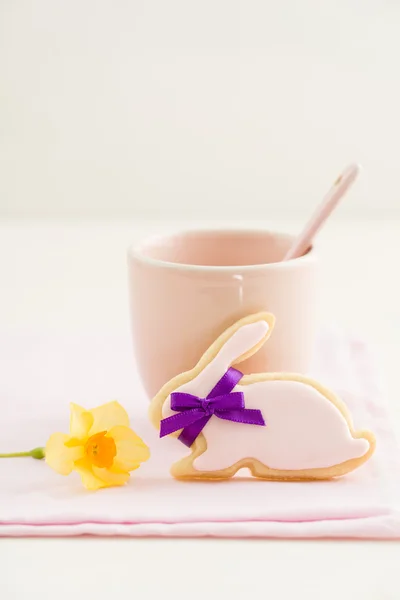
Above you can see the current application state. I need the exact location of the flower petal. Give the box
[108,425,150,471]
[45,433,85,476]
[74,458,108,490]
[92,466,130,487]
[69,403,93,439]
[88,401,129,436]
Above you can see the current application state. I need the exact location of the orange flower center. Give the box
[85,431,116,469]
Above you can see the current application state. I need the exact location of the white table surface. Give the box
[0,219,399,599]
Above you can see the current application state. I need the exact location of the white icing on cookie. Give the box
[193,380,369,471]
[161,319,370,472]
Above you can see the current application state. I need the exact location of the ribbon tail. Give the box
[159,409,204,438]
[216,408,265,427]
[178,415,212,448]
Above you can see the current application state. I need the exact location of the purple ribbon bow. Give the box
[159,367,266,447]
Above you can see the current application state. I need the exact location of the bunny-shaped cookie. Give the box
[149,312,375,480]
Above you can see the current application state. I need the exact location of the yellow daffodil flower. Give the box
[45,401,150,490]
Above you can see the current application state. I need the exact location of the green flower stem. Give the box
[0,447,45,460]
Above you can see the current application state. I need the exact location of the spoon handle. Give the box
[283,164,360,261]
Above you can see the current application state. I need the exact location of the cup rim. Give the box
[128,228,316,272]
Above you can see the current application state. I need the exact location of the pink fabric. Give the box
[0,328,399,538]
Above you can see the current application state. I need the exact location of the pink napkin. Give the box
[0,328,399,538]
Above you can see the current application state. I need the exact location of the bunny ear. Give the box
[149,312,275,430]
[206,312,275,370]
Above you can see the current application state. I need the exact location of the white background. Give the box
[1,0,400,220]
[1,3,400,598]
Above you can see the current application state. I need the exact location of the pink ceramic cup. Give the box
[128,229,318,399]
